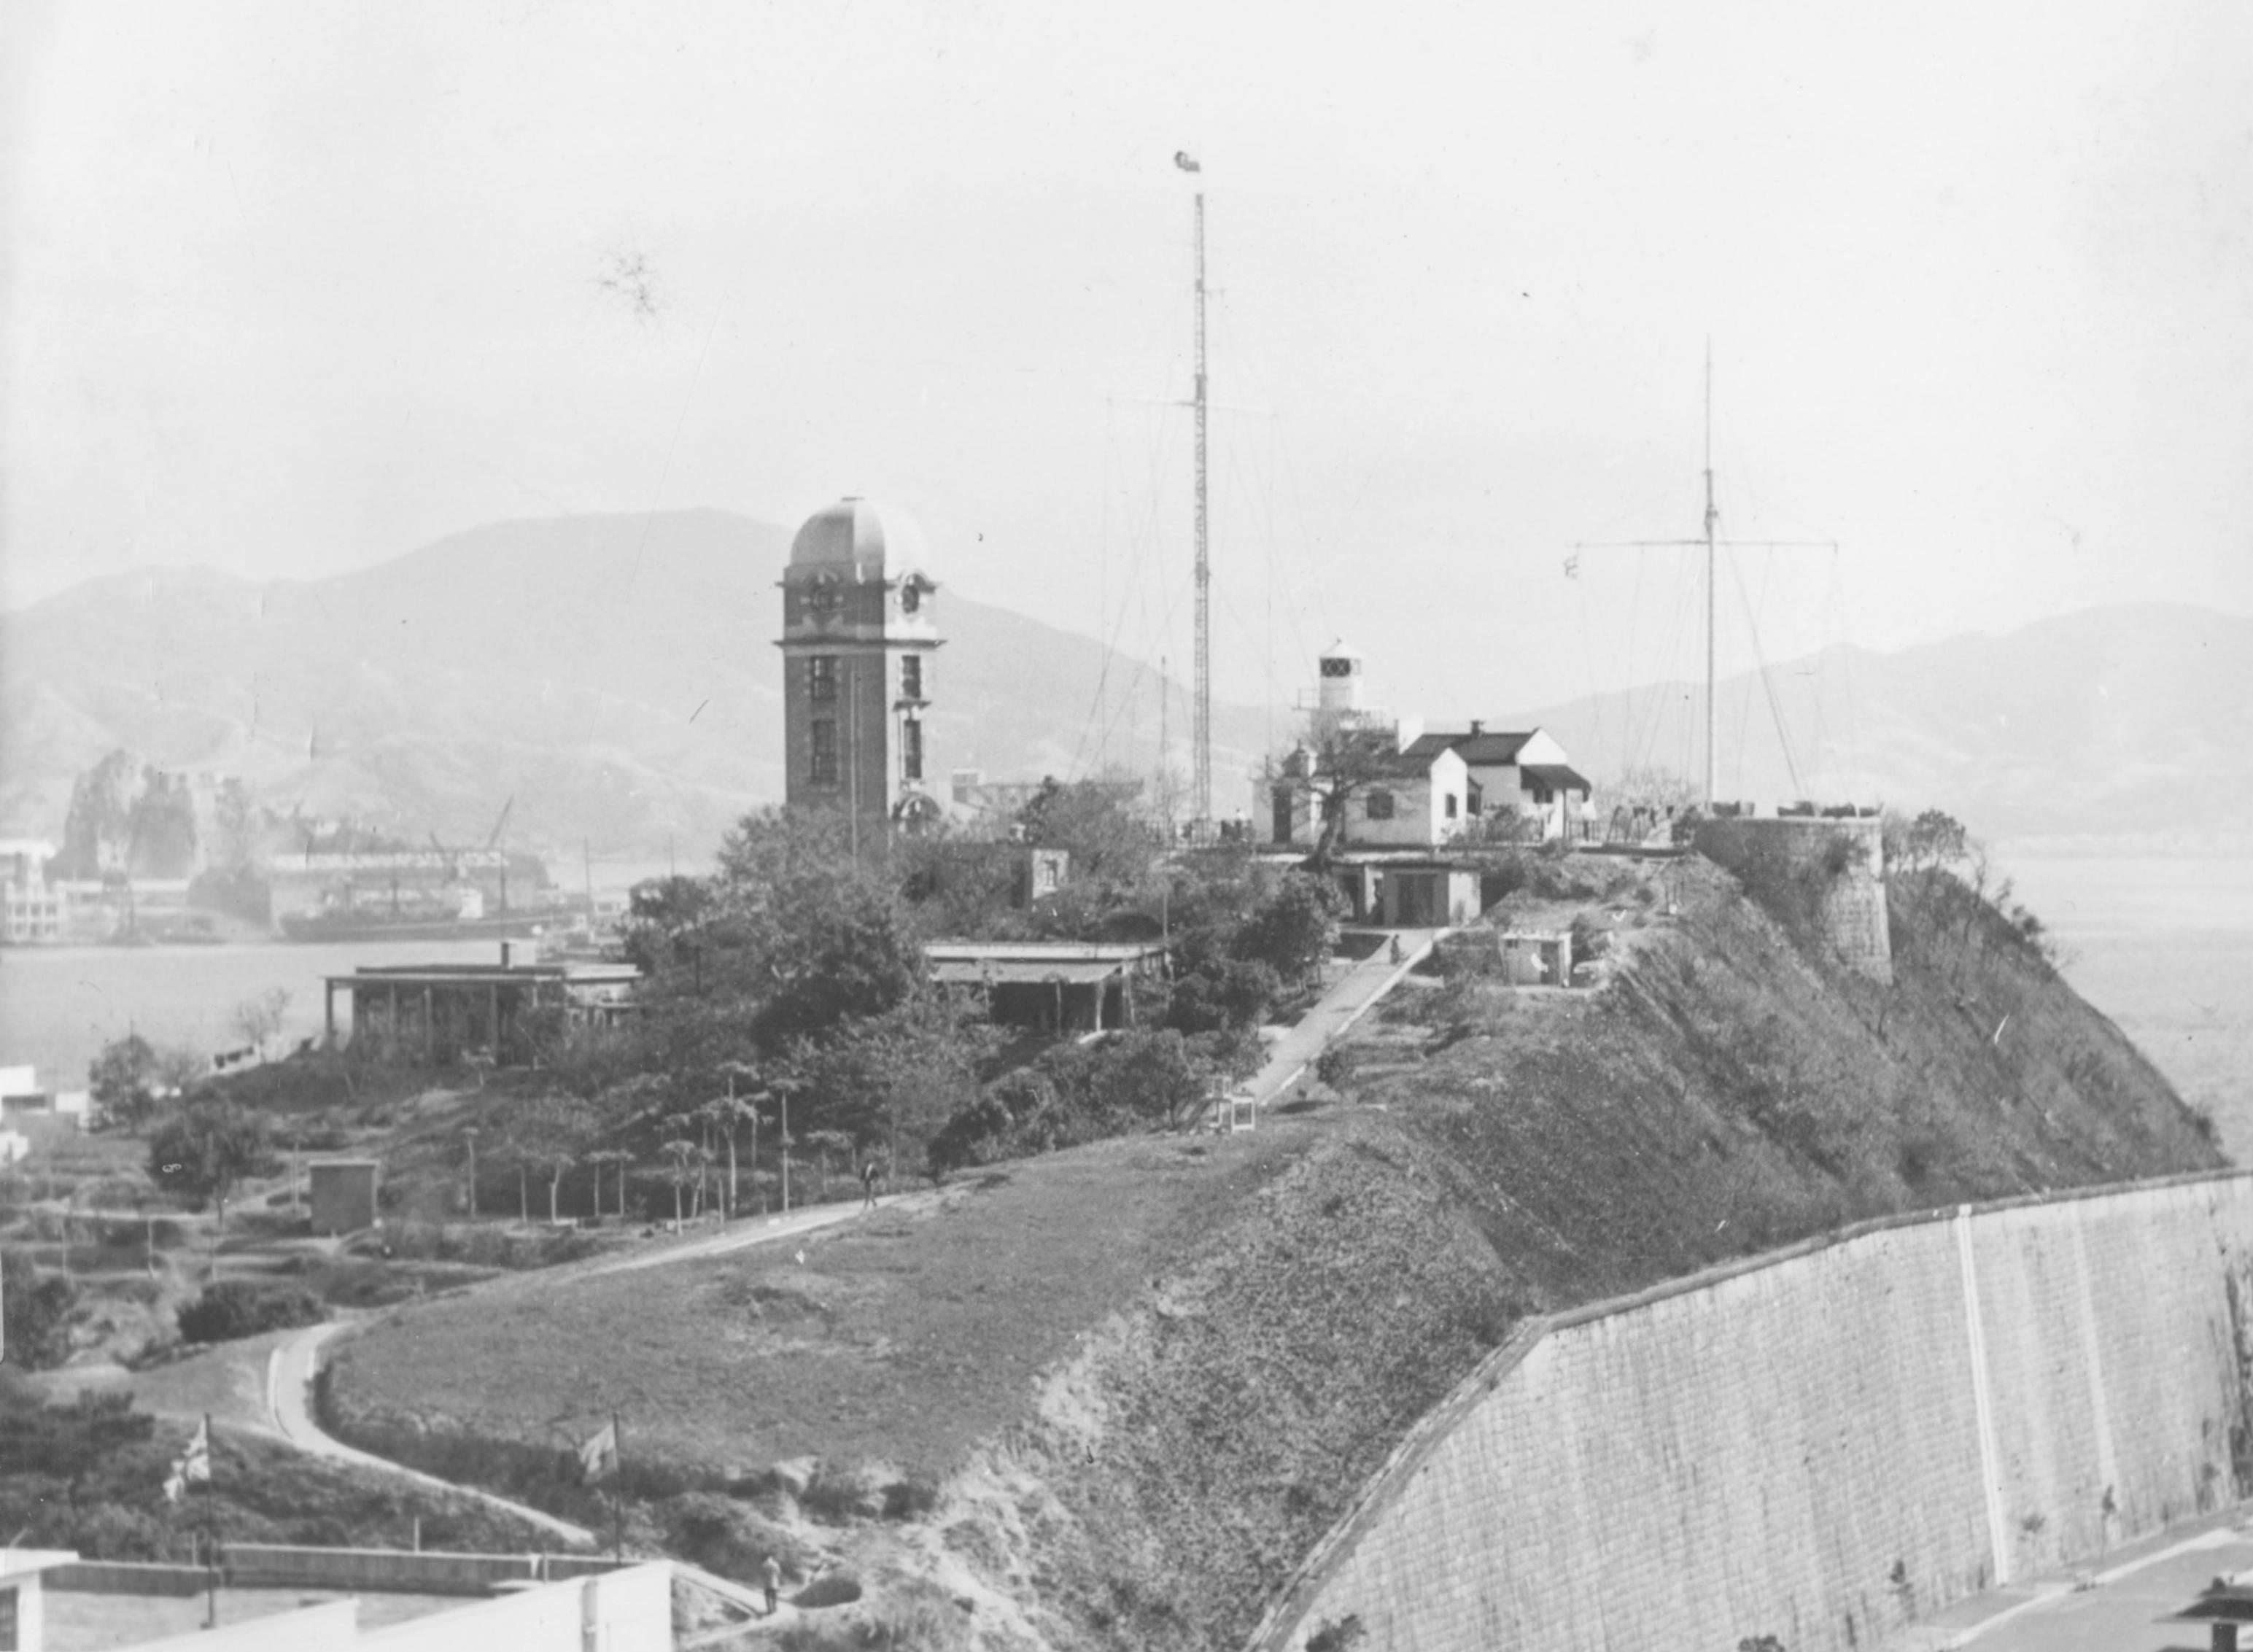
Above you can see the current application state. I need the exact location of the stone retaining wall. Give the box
[1249,1173,2253,1652]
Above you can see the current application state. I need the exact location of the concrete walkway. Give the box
[1240,928,1445,1109]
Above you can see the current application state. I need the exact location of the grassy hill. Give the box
[319,847,2218,1650]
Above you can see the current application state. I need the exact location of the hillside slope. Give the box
[0,508,1276,853]
[322,851,2219,1649]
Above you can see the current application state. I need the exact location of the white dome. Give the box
[789,497,931,575]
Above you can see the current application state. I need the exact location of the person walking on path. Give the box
[763,1554,782,1616]
[859,1155,883,1211]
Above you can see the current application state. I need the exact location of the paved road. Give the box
[1879,1516,2250,1651]
[1240,928,1444,1108]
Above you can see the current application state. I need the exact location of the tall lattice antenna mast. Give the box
[1188,166,1211,823]
[1702,339,1718,807]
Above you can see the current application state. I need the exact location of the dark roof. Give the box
[932,959,1124,987]
[1364,749,1444,779]
[1519,764,1592,795]
[1402,729,1537,766]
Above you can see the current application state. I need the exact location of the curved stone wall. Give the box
[1248,1173,2253,1652]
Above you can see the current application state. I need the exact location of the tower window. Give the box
[809,656,837,702]
[1321,657,1354,677]
[901,582,921,615]
[1365,788,1395,821]
[809,720,839,786]
[902,718,924,783]
[900,655,923,700]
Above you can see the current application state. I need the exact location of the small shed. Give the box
[1378,863,1481,928]
[309,1159,381,1236]
[1499,929,1574,986]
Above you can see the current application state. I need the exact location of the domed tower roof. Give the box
[1319,637,1362,664]
[789,497,931,577]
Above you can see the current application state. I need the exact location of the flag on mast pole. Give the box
[578,1418,618,1484]
[1174,150,1201,173]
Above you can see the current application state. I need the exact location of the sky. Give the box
[4,0,2250,732]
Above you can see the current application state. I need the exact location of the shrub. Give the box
[1314,1042,1359,1089]
[177,1280,326,1344]
[1306,1616,1367,1652]
[800,1463,875,1522]
[792,1571,865,1609]
[0,1251,79,1370]
[881,1476,940,1520]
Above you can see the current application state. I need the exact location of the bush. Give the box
[793,1571,866,1609]
[177,1279,326,1344]
[1314,1042,1359,1089]
[881,1477,940,1520]
[801,1463,875,1522]
[0,1250,79,1370]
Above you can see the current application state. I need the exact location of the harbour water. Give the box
[0,937,512,1089]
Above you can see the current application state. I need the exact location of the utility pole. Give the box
[1572,344,1835,807]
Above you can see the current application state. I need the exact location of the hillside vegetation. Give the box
[322,842,2217,1650]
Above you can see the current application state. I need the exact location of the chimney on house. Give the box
[1469,720,1484,736]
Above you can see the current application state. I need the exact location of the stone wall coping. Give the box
[1241,1164,2253,1652]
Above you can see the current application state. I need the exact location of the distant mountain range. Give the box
[0,509,1272,856]
[4,508,2248,854]
[1504,602,2253,841]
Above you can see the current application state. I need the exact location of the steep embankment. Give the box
[322,850,2218,1651]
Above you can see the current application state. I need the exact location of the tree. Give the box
[231,988,290,1050]
[214,777,261,872]
[145,1098,277,1231]
[1231,873,1343,986]
[584,1148,634,1221]
[1885,808,1971,877]
[1015,775,1157,889]
[511,1093,596,1224]
[659,1137,699,1228]
[1,1249,79,1370]
[56,750,140,877]
[704,809,923,1045]
[88,1035,163,1133]
[802,993,998,1174]
[701,1064,764,1218]
[620,875,714,974]
[1267,713,1411,862]
[126,768,198,877]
